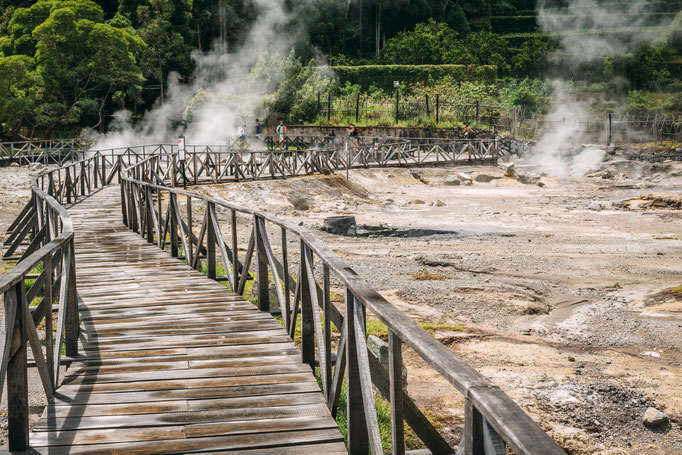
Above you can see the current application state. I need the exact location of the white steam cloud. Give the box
[530,0,671,177]
[538,0,661,64]
[86,0,293,150]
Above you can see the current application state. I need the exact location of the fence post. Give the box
[299,242,315,370]
[425,94,430,119]
[254,215,270,313]
[317,92,321,118]
[476,100,480,124]
[345,288,369,453]
[355,94,360,123]
[170,193,178,258]
[607,113,612,146]
[327,93,331,123]
[395,88,399,124]
[653,113,658,144]
[206,201,216,280]
[65,239,79,357]
[436,95,440,124]
[7,283,28,451]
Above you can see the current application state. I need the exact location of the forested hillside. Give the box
[1,0,681,138]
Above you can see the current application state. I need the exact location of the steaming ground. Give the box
[197,155,682,454]
[0,155,680,452]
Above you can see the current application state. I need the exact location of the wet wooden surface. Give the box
[29,186,346,454]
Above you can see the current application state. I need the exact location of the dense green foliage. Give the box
[1,0,681,138]
[331,64,497,91]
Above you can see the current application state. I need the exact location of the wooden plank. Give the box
[29,428,345,454]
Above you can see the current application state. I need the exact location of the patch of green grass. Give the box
[314,367,442,452]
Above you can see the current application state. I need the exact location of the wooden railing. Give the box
[121,153,565,455]
[0,136,503,168]
[0,154,118,451]
[0,139,90,166]
[118,139,500,188]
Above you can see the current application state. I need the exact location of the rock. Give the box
[322,216,356,236]
[28,162,46,172]
[567,356,576,362]
[456,172,473,184]
[367,335,407,388]
[643,407,669,429]
[474,173,500,183]
[435,200,446,207]
[601,169,614,179]
[504,163,516,178]
[443,175,461,186]
[412,199,425,205]
[9,162,19,167]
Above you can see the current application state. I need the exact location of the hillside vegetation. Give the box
[0,0,681,138]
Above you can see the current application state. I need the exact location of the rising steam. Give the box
[530,0,670,177]
[86,0,293,150]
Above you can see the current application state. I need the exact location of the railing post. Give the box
[345,288,368,454]
[299,242,315,370]
[65,238,79,357]
[389,330,405,455]
[170,193,178,257]
[464,398,485,455]
[254,215,270,312]
[206,201,216,280]
[7,283,29,451]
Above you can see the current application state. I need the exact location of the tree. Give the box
[137,0,191,102]
[0,0,145,136]
[512,34,553,77]
[380,19,460,64]
[0,54,42,138]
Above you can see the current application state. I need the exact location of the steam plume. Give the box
[530,0,671,177]
[86,0,294,150]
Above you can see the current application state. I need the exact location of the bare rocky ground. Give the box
[199,153,682,454]
[0,154,681,453]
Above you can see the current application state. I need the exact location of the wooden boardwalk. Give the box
[28,187,346,454]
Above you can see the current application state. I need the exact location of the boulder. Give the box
[322,216,356,236]
[474,173,501,183]
[443,175,461,186]
[643,407,669,429]
[367,335,407,389]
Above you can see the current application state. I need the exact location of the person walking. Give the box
[277,120,286,150]
[238,123,246,147]
[345,123,359,149]
[254,118,263,141]
[328,128,336,147]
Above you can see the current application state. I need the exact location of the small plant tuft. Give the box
[413,268,449,281]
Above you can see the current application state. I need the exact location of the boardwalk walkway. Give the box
[28,187,346,454]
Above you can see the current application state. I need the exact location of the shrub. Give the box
[330,65,497,91]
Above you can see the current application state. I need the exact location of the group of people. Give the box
[236,119,360,150]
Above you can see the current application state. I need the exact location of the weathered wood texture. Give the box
[27,187,346,454]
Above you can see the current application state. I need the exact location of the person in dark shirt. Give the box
[254,119,262,140]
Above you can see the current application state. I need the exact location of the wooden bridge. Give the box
[1,150,566,454]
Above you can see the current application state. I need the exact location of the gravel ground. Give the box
[202,154,682,454]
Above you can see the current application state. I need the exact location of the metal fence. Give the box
[314,93,682,145]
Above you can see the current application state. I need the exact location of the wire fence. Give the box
[314,93,682,145]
